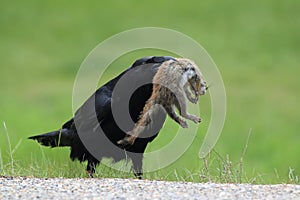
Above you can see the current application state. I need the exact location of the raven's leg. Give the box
[86,160,99,178]
[131,154,143,179]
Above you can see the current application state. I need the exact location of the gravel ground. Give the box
[0,176,300,200]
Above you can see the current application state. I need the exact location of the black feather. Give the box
[28,56,174,178]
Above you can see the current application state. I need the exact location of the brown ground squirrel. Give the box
[117,58,207,147]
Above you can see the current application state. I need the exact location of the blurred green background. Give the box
[0,0,299,183]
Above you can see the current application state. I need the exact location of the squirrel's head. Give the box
[176,58,207,96]
[189,74,207,96]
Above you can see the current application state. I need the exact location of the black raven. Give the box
[29,56,176,178]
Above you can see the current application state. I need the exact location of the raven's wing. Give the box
[66,56,175,133]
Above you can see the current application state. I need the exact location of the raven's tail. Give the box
[28,129,72,147]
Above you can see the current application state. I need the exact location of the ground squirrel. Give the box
[117,58,207,147]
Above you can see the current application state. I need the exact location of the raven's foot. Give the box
[134,172,143,179]
[87,170,94,178]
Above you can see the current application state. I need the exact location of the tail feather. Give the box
[29,129,95,163]
[28,129,72,147]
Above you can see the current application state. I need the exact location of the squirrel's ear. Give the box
[168,59,177,66]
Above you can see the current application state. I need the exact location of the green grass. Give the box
[1,0,300,183]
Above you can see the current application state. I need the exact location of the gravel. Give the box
[0,176,299,200]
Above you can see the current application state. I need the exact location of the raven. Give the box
[29,56,176,178]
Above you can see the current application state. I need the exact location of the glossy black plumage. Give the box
[29,56,175,178]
